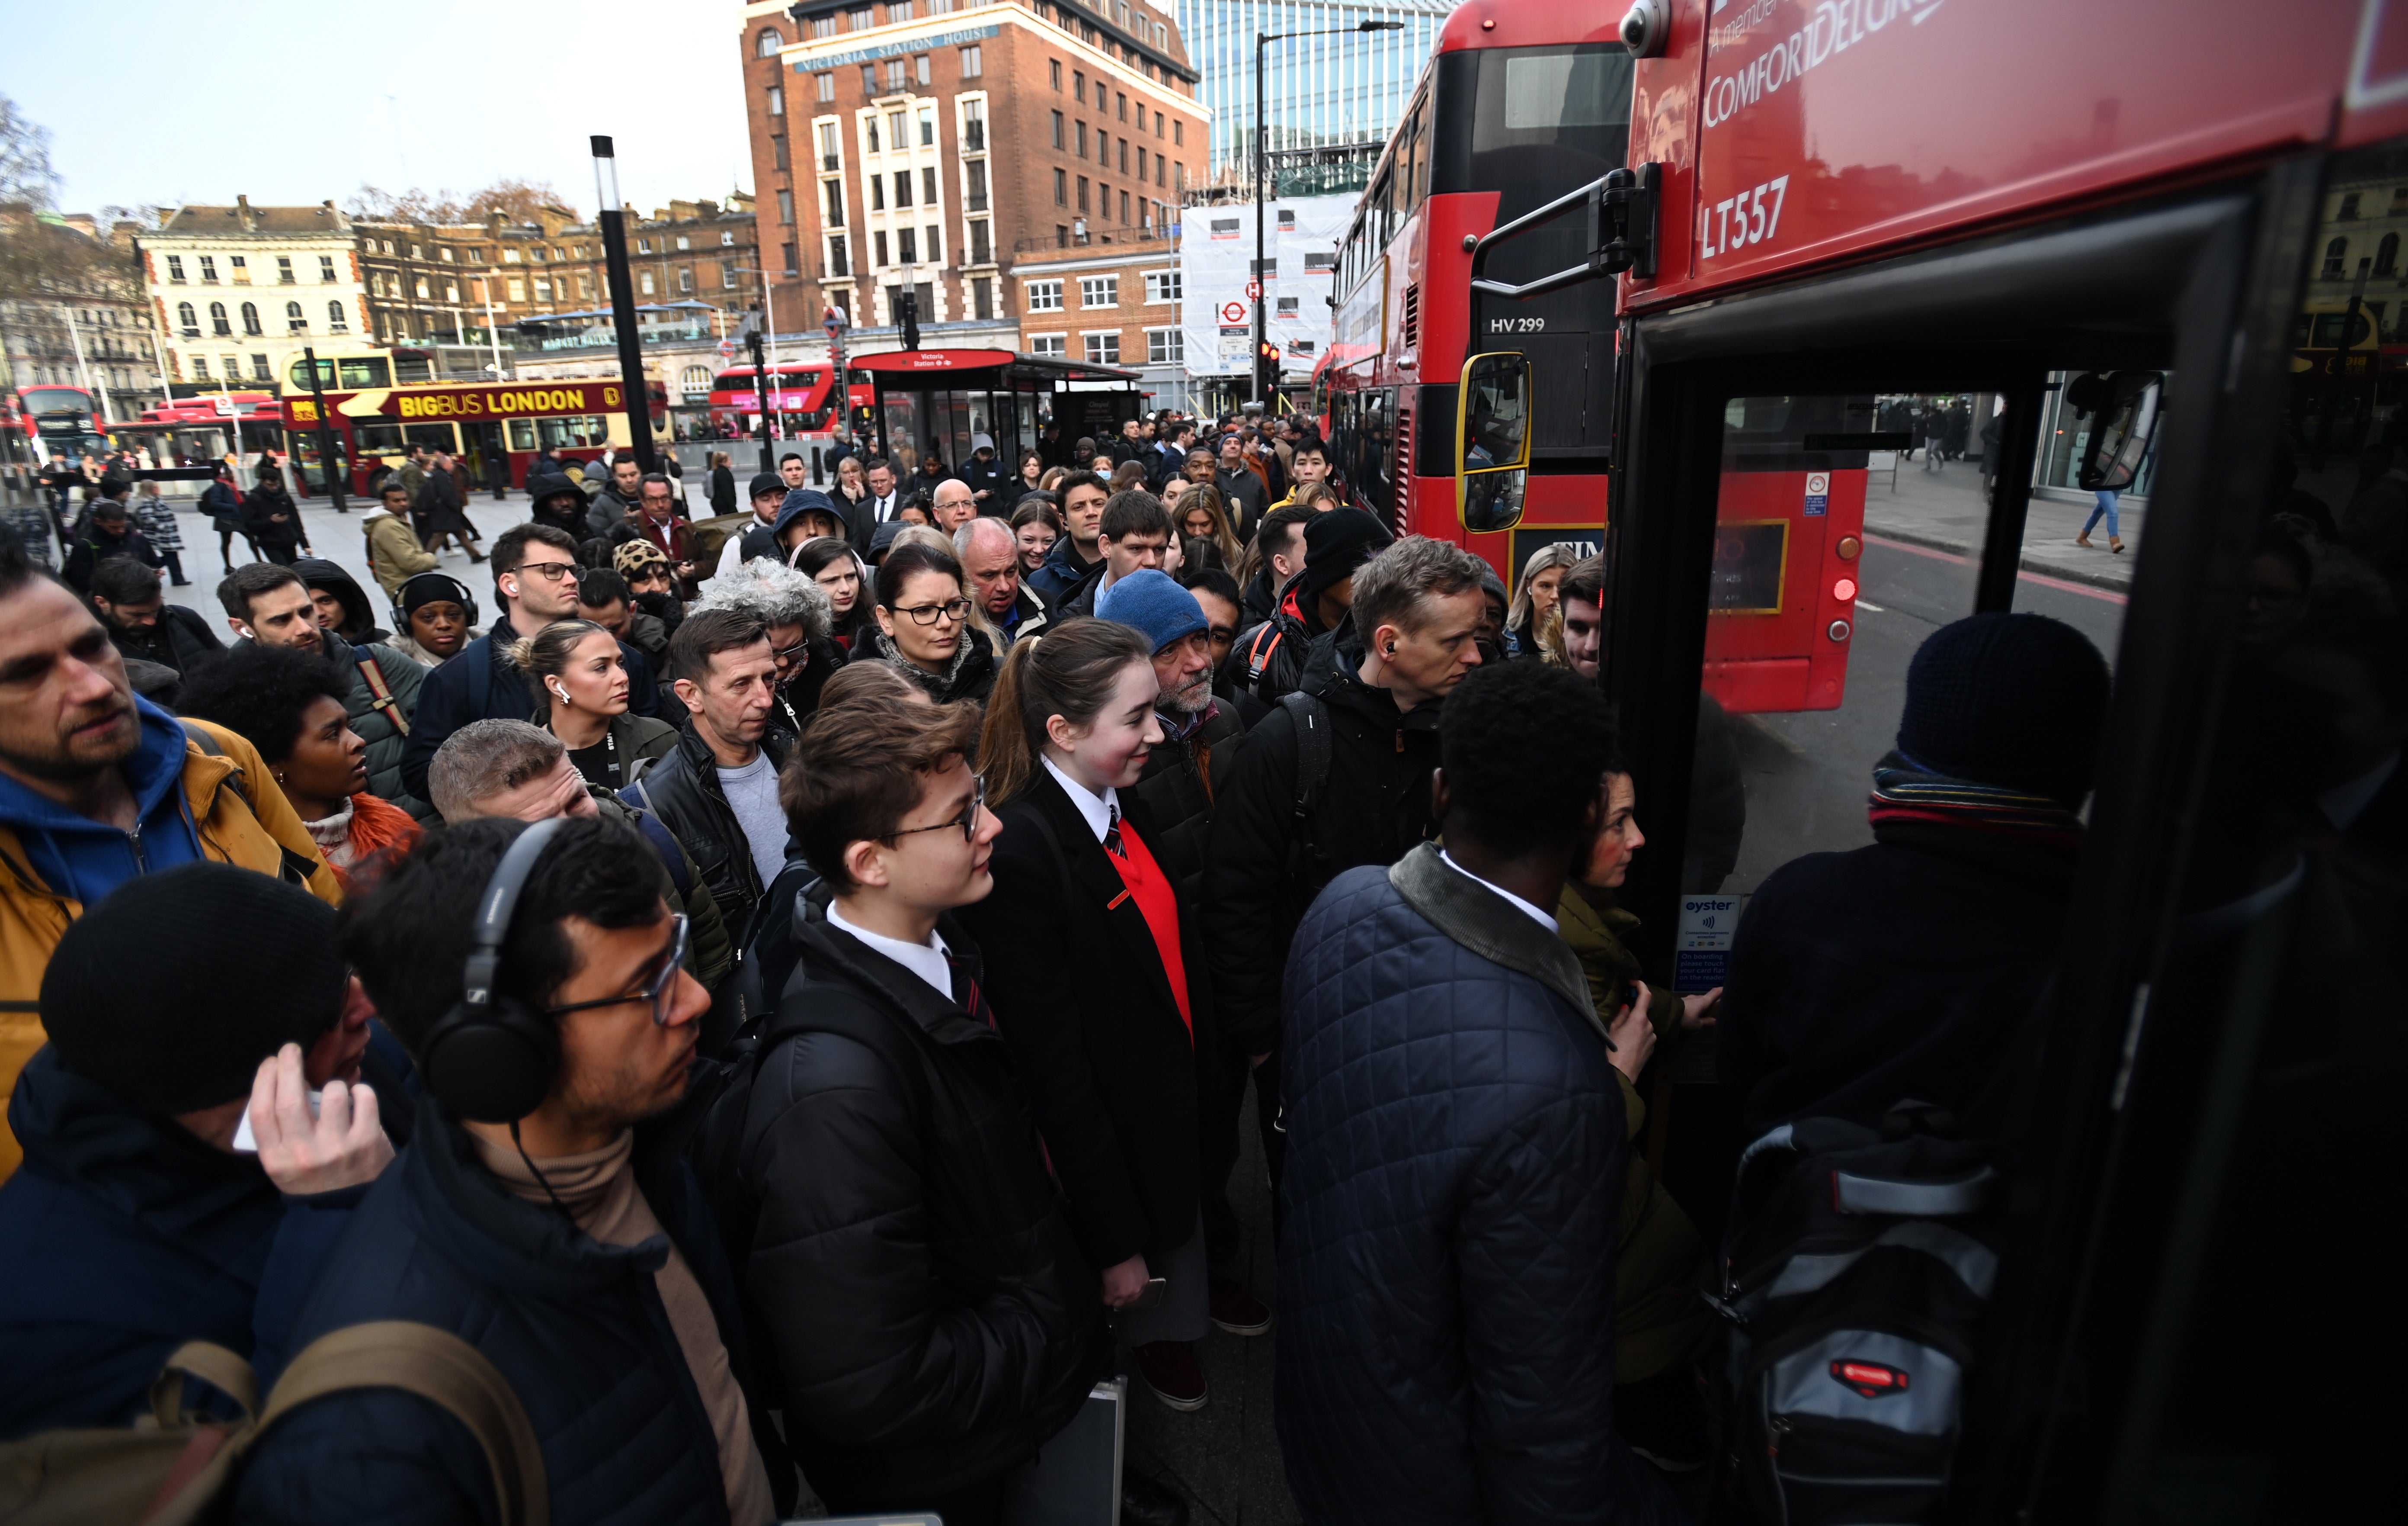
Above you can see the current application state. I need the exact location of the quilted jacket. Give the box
[1275,845,1683,1526]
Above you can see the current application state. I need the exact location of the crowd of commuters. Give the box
[0,400,2158,1526]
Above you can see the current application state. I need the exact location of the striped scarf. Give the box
[1867,751,2084,850]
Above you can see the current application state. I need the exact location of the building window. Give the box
[887,0,912,19]
[1117,92,1128,121]
[1031,333,1066,357]
[723,262,737,288]
[415,278,432,299]
[784,240,802,273]
[1173,121,1183,145]
[507,277,526,301]
[756,25,783,55]
[445,282,459,301]
[192,356,208,380]
[1052,111,1064,148]
[640,272,656,295]
[2324,236,2349,278]
[1144,270,1180,302]
[828,237,849,275]
[885,58,906,89]
[678,266,695,293]
[815,71,835,102]
[1276,295,1299,315]
[895,171,913,208]
[1303,250,1336,273]
[897,227,918,263]
[1080,275,1118,307]
[1119,139,1129,173]
[1057,224,1069,246]
[1083,331,1121,365]
[813,13,837,37]
[849,6,871,29]
[1079,177,1092,213]
[231,255,250,278]
[778,189,795,224]
[250,354,271,381]
[916,54,931,85]
[970,219,991,263]
[922,166,938,204]
[166,255,186,282]
[874,230,890,266]
[820,119,842,165]
[973,276,993,320]
[919,108,935,145]
[862,64,877,93]
[636,238,651,254]
[1147,327,1182,365]
[239,301,262,335]
[773,134,789,170]
[960,45,982,77]
[285,300,307,333]
[199,256,218,282]
[1027,279,1063,312]
[721,230,735,246]
[681,364,714,398]
[1120,190,1130,223]
[871,176,886,211]
[924,224,941,261]
[825,180,846,223]
[176,301,197,334]
[1050,58,1062,89]
[276,256,295,283]
[1054,168,1068,204]
[1074,70,1085,102]
[1076,121,1088,156]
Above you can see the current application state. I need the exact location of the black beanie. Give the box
[1299,508,1393,613]
[1896,612,2112,805]
[41,862,348,1115]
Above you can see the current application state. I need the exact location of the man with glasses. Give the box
[399,523,667,803]
[693,688,1113,1526]
[623,608,792,941]
[235,816,789,1526]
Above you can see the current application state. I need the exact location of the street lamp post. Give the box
[1255,20,1402,411]
[591,135,658,472]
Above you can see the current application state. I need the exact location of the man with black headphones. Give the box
[236,816,788,1525]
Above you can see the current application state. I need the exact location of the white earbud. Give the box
[549,681,569,702]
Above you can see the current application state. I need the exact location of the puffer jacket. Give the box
[0,706,339,1180]
[1201,639,1442,1056]
[0,1047,374,1438]
[233,1091,791,1525]
[695,894,1109,1507]
[1556,885,1718,1385]
[1276,846,1683,1526]
[622,721,793,942]
[318,630,432,822]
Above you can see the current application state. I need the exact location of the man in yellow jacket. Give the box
[0,539,339,1178]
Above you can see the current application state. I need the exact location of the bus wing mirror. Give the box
[2071,370,2164,492]
[1458,351,1533,534]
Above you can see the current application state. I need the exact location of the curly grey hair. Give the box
[692,555,832,640]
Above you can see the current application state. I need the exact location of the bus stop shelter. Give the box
[849,349,1139,476]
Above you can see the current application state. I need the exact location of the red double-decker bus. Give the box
[704,363,874,456]
[1322,8,1627,605]
[1426,0,2401,1515]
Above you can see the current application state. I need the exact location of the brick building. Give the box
[740,0,1207,351]
[352,195,760,348]
[1010,242,1187,406]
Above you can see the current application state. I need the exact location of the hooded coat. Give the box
[0,706,340,1179]
[293,558,391,646]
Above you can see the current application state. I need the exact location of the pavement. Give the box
[1859,454,2142,592]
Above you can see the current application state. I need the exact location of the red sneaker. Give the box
[1135,1340,1209,1412]
[1208,1276,1273,1336]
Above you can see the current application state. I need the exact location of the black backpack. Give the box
[1707,1106,2004,1524]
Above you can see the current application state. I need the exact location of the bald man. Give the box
[931,478,978,536]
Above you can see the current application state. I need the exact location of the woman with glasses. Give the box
[957,618,1225,1414]
[867,541,997,704]
[509,618,679,790]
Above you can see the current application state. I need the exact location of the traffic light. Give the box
[1255,339,1283,402]
[898,288,921,352]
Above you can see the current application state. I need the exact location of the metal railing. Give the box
[967,193,989,212]
[1011,225,1175,254]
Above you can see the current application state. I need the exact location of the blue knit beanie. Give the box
[1897,612,2111,805]
[1095,569,1208,653]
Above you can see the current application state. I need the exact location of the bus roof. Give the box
[848,348,1140,384]
[1626,0,2376,314]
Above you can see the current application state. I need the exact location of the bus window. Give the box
[401,423,456,454]
[508,419,538,452]
[538,415,609,450]
[339,357,391,390]
[355,421,404,454]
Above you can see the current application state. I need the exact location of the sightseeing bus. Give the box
[1322,8,1626,595]
[283,373,667,496]
[1430,0,2399,1514]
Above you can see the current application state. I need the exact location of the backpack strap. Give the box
[248,1322,548,1526]
[179,719,254,813]
[355,653,411,737]
[1277,691,1332,820]
[466,635,496,718]
[1242,622,1283,685]
[633,809,695,900]
[149,1341,259,1429]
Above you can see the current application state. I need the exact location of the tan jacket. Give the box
[0,719,341,1179]
[363,507,438,599]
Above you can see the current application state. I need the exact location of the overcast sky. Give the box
[7,0,755,222]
